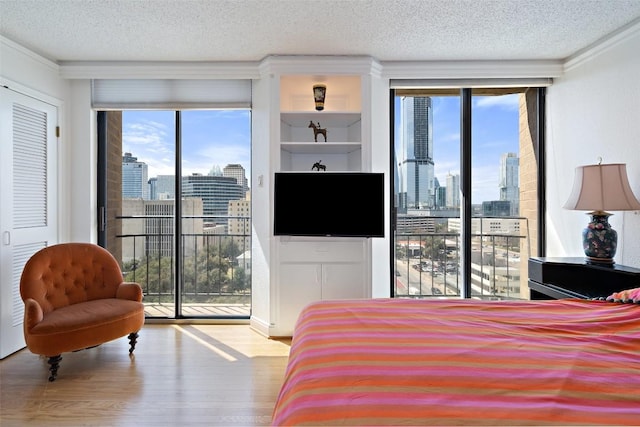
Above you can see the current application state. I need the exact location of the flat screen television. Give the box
[274,172,385,238]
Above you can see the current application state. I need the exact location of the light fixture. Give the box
[313,84,326,111]
[563,160,640,264]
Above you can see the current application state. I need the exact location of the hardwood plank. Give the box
[0,325,291,426]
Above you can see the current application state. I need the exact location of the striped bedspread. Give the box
[272,298,640,426]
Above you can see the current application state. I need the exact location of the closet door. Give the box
[0,87,58,358]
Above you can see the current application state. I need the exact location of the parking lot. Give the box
[395,258,460,296]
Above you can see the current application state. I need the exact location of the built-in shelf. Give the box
[269,71,370,337]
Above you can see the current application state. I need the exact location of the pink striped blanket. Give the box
[272,298,640,425]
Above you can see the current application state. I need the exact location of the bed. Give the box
[271,297,640,426]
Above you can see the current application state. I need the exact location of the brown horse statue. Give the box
[308,121,327,142]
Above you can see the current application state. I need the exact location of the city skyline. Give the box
[122,109,251,182]
[122,94,520,204]
[396,93,521,204]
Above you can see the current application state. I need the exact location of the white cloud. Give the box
[474,94,520,110]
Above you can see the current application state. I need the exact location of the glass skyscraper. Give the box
[182,173,244,220]
[446,172,460,208]
[397,97,435,210]
[499,152,519,216]
[122,152,149,199]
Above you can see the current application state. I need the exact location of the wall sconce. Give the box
[563,161,640,264]
[313,84,326,111]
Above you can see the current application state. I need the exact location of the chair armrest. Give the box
[24,298,44,330]
[116,282,143,302]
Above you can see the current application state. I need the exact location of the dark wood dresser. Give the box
[528,257,640,300]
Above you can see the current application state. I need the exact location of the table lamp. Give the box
[564,161,640,264]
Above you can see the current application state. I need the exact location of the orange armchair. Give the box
[20,243,145,381]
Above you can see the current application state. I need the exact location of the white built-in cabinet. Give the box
[277,240,367,333]
[270,72,372,336]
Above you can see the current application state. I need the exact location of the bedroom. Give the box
[1,0,640,425]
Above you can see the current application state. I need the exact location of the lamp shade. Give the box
[563,163,640,212]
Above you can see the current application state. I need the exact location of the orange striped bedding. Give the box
[272,298,640,426]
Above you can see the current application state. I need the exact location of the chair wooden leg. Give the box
[47,355,62,381]
[128,332,139,354]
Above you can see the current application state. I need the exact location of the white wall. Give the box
[66,80,97,243]
[546,24,640,266]
[249,73,276,335]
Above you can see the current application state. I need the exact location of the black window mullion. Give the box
[97,111,107,248]
[537,88,547,257]
[460,89,472,298]
[175,111,183,318]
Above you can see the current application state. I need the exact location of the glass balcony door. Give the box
[178,110,251,318]
[98,109,251,318]
[392,88,541,300]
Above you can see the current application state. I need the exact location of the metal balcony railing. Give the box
[114,215,251,318]
[394,216,529,300]
[113,214,529,317]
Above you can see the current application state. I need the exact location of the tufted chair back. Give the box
[20,243,125,315]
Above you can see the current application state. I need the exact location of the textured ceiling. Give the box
[1,0,640,63]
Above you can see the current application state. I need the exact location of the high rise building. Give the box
[499,152,519,216]
[182,173,244,221]
[122,152,149,199]
[223,164,249,194]
[482,200,511,217]
[397,97,435,210]
[155,175,175,200]
[120,198,203,262]
[446,173,460,208]
[228,191,251,249]
[433,177,446,208]
[148,177,157,200]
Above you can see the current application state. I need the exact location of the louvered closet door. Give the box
[0,87,58,358]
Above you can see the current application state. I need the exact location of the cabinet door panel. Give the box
[278,263,322,333]
[322,263,366,300]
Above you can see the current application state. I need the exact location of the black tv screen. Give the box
[274,172,385,237]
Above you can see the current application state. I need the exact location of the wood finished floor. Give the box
[0,324,292,426]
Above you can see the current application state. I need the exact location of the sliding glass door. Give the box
[98,109,251,318]
[392,88,543,300]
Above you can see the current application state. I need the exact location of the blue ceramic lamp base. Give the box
[582,211,617,265]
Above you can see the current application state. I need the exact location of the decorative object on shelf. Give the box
[308,121,327,142]
[311,160,326,171]
[563,159,640,265]
[313,84,326,111]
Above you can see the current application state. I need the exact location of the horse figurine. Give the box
[311,160,326,171]
[308,121,327,142]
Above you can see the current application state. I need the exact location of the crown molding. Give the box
[1,35,59,72]
[258,55,383,78]
[381,60,564,80]
[564,18,640,72]
[58,56,560,83]
[58,61,260,80]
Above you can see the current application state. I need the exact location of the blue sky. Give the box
[122,109,251,179]
[420,93,520,202]
[122,94,519,203]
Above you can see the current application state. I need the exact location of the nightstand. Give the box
[528,257,640,300]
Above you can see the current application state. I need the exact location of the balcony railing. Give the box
[114,214,251,318]
[113,214,530,317]
[394,216,529,300]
